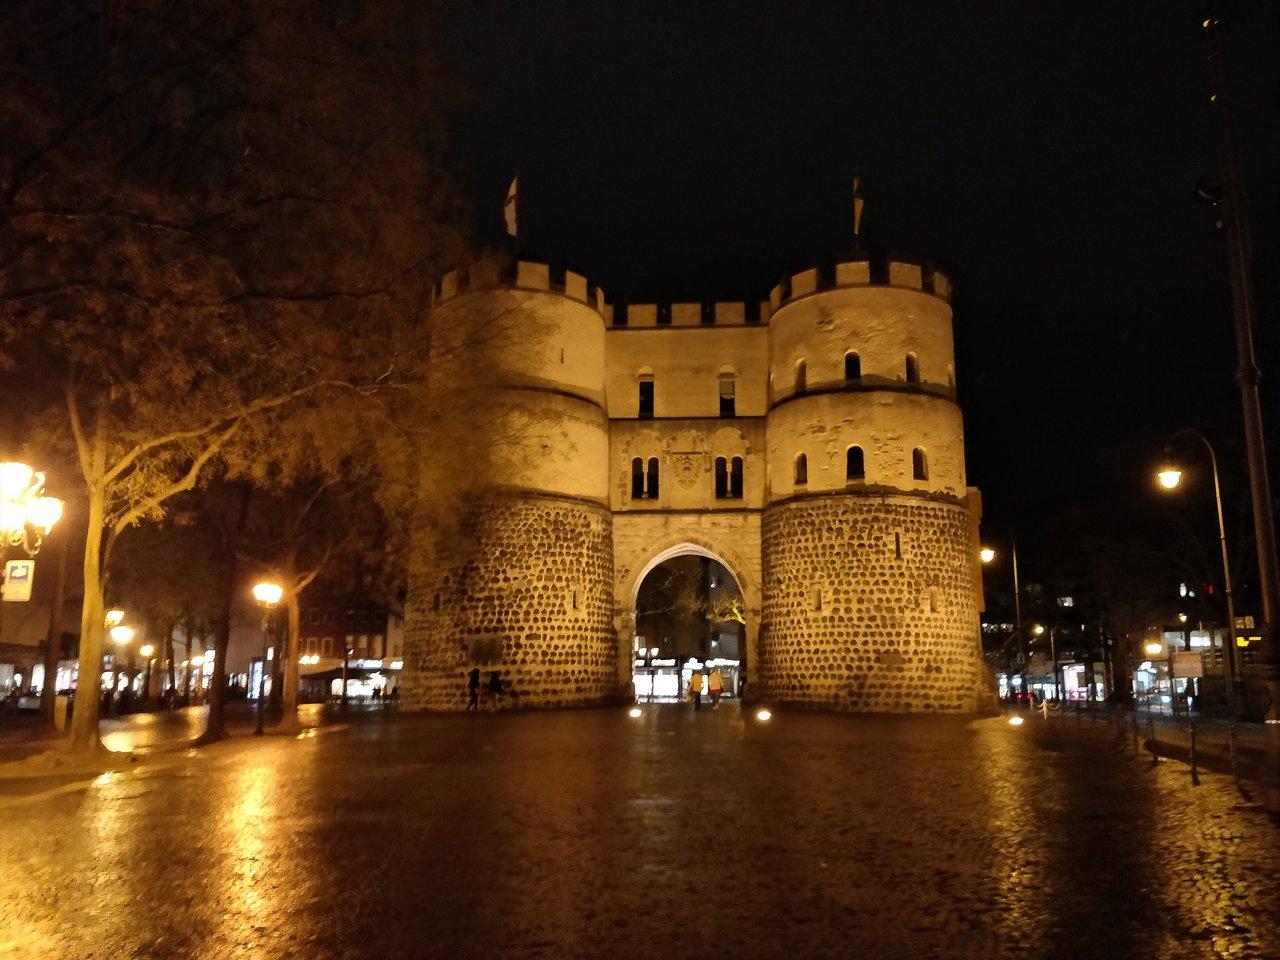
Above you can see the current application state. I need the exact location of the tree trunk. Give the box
[68,484,106,752]
[195,484,252,746]
[37,527,70,733]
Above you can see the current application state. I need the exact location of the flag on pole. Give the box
[503,175,519,237]
[852,173,865,242]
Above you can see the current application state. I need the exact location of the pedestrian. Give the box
[708,668,723,708]
[688,668,703,710]
[486,670,505,709]
[467,668,481,711]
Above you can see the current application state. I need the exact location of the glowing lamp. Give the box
[139,644,155,658]
[105,609,125,628]
[190,655,205,667]
[1032,625,1045,637]
[628,706,642,718]
[252,581,284,606]
[1007,715,1024,727]
[755,708,773,722]
[0,461,36,500]
[979,547,996,564]
[1157,468,1182,490]
[109,625,135,645]
[26,496,63,532]
[0,501,26,532]
[1144,641,1164,657]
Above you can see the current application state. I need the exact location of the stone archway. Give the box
[612,523,762,698]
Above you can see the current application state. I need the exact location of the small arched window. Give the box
[638,373,655,419]
[714,456,728,499]
[631,457,645,499]
[647,457,660,498]
[845,352,861,381]
[846,446,865,481]
[905,353,920,384]
[912,447,929,481]
[718,371,736,417]
[794,360,807,393]
[730,456,744,498]
[794,453,808,486]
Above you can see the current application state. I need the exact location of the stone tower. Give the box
[758,260,985,711]
[401,252,988,713]
[399,261,618,710]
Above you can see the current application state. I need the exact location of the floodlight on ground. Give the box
[628,706,642,718]
[755,708,773,722]
[1008,715,1024,726]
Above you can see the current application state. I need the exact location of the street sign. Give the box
[2,559,35,601]
[1171,651,1204,678]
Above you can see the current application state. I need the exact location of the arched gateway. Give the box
[401,253,990,713]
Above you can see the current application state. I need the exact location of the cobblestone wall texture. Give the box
[759,493,984,712]
[400,495,617,711]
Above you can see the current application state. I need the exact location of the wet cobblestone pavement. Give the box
[1,705,1277,959]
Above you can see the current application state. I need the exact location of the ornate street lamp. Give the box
[252,581,284,735]
[0,460,63,555]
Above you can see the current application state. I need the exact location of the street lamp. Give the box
[0,460,63,555]
[1156,429,1239,717]
[252,581,283,735]
[109,624,134,646]
[980,541,1027,701]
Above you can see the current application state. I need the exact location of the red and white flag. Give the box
[503,175,519,237]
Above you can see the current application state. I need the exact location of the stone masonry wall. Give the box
[400,495,617,710]
[759,493,984,712]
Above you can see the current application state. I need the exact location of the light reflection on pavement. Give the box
[0,705,1277,960]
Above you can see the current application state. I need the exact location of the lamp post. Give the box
[1201,16,1280,727]
[1156,428,1238,718]
[108,623,134,715]
[252,581,283,735]
[0,460,64,556]
[981,541,1026,701]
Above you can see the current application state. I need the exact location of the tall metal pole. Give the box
[1012,538,1026,699]
[254,609,269,735]
[1206,16,1280,726]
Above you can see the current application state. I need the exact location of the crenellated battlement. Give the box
[431,258,607,315]
[769,254,951,315]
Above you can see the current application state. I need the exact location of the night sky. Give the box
[438,1,1279,580]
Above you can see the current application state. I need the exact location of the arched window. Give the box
[846,445,865,481]
[730,456,744,498]
[647,457,660,498]
[794,360,807,393]
[905,353,920,384]
[714,456,728,499]
[794,453,808,486]
[845,351,861,381]
[912,447,929,481]
[718,371,736,417]
[631,457,645,499]
[638,373,654,419]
